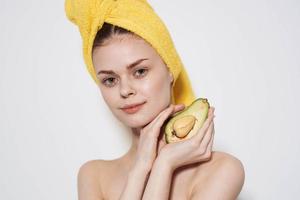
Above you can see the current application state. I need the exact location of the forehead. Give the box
[92,35,161,69]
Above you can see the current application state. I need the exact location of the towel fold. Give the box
[65,0,196,106]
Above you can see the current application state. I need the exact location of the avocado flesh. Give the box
[164,98,210,144]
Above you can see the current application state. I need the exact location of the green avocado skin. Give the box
[164,98,210,144]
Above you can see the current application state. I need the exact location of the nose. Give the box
[119,77,136,98]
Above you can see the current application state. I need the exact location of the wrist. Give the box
[155,154,176,173]
[130,161,151,176]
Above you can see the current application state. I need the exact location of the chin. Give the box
[123,116,152,129]
[115,110,154,128]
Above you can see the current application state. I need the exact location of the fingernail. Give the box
[179,104,185,108]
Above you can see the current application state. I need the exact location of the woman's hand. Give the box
[134,104,186,172]
[157,107,215,171]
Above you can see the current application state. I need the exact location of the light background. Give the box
[1,0,299,199]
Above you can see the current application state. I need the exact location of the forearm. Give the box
[142,156,174,200]
[119,163,150,200]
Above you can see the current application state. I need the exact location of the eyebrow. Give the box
[97,58,149,76]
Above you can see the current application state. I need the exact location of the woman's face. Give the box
[92,35,174,128]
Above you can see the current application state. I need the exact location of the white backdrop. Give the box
[1,0,299,199]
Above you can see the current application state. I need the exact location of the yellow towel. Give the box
[64,0,196,106]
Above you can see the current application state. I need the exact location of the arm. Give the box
[119,104,186,200]
[142,107,216,200]
[119,163,151,200]
[142,156,174,200]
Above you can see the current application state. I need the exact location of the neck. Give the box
[129,127,141,155]
[122,127,141,168]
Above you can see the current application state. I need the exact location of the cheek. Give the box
[141,73,171,102]
[142,79,160,93]
[99,87,118,106]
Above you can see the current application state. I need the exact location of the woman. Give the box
[65,0,245,199]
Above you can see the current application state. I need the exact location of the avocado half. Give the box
[164,98,210,144]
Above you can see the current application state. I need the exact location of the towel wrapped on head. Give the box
[64,0,196,106]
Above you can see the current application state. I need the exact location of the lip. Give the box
[121,102,146,114]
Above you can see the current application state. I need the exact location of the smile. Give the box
[121,102,146,114]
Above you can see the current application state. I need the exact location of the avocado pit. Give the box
[173,115,197,138]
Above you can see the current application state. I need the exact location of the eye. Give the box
[102,77,117,87]
[134,68,148,78]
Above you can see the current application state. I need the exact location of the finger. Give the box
[209,107,215,117]
[199,120,214,149]
[195,111,215,142]
[150,104,184,129]
[206,124,215,152]
[151,105,176,131]
[146,104,181,138]
[170,104,185,117]
[144,104,173,130]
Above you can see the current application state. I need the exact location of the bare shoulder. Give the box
[210,151,245,168]
[214,151,245,180]
[211,151,245,181]
[78,159,107,181]
[190,151,245,199]
[193,151,245,174]
[77,159,114,200]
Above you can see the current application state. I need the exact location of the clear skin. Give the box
[88,34,245,200]
[92,34,175,169]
